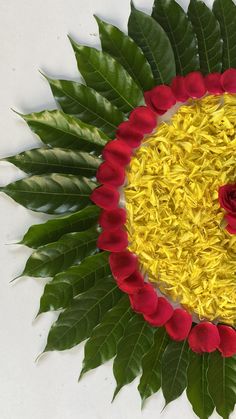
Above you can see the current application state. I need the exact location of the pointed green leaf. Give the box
[112,314,154,399]
[213,0,236,71]
[95,16,154,91]
[45,276,122,351]
[187,352,214,419]
[22,110,108,152]
[161,340,190,405]
[39,251,110,313]
[208,351,236,419]
[69,38,144,113]
[80,296,133,377]
[21,227,99,278]
[138,327,169,405]
[1,174,96,215]
[188,0,222,74]
[152,0,199,76]
[128,4,176,85]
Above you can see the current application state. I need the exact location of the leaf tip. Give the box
[112,385,121,402]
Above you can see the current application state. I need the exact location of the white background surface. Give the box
[0,0,228,418]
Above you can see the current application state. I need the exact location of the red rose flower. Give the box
[144,85,176,113]
[219,184,236,214]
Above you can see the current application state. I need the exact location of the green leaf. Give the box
[21,110,108,152]
[45,276,122,351]
[128,3,176,85]
[46,77,124,137]
[95,16,154,91]
[20,206,100,248]
[208,351,236,419]
[161,340,190,406]
[21,227,99,278]
[188,0,222,74]
[112,314,154,399]
[187,352,214,419]
[39,251,110,313]
[152,0,199,76]
[69,38,144,113]
[138,327,169,406]
[5,147,101,176]
[1,174,96,215]
[80,296,133,377]
[213,0,236,71]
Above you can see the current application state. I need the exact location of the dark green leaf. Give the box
[69,38,144,113]
[187,352,214,419]
[46,77,124,137]
[80,296,133,377]
[128,3,176,85]
[213,0,236,71]
[152,0,199,76]
[208,351,236,419]
[20,206,100,248]
[161,340,190,405]
[39,251,110,313]
[138,327,169,405]
[112,314,154,399]
[95,16,154,91]
[21,227,99,278]
[188,0,222,74]
[1,174,96,215]
[45,276,122,351]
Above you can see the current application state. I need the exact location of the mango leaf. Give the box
[208,351,236,419]
[138,327,169,406]
[20,206,100,248]
[112,314,154,399]
[80,296,133,377]
[46,77,124,137]
[152,0,199,76]
[69,38,144,113]
[213,0,236,71]
[45,276,122,351]
[21,110,108,152]
[128,3,176,85]
[187,352,214,419]
[21,227,99,278]
[5,147,101,176]
[188,0,222,74]
[0,174,96,215]
[39,251,110,313]
[95,16,154,91]
[161,340,190,406]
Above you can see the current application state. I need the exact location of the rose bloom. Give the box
[219,184,236,234]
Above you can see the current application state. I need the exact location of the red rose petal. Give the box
[144,297,174,327]
[185,71,207,98]
[129,106,157,134]
[97,228,128,252]
[218,325,236,357]
[171,75,189,102]
[102,139,133,167]
[221,68,236,93]
[129,283,158,315]
[226,224,236,234]
[116,121,143,148]
[109,250,138,280]
[165,308,192,341]
[145,85,176,112]
[188,322,220,354]
[96,161,125,187]
[225,213,236,229]
[117,270,145,293]
[99,208,126,230]
[90,185,120,210]
[205,73,224,94]
[218,184,236,213]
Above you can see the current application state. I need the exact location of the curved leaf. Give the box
[112,314,154,399]
[20,206,100,248]
[21,110,108,152]
[5,147,101,176]
[152,0,199,76]
[0,174,96,215]
[208,351,236,419]
[161,340,190,405]
[188,0,222,74]
[213,0,236,71]
[80,296,133,377]
[95,16,154,91]
[69,38,144,113]
[39,251,110,313]
[128,4,176,85]
[187,352,214,419]
[46,77,124,137]
[45,276,122,351]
